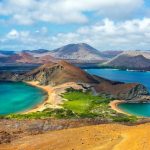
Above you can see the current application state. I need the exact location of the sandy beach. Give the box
[109,100,130,115]
[25,81,129,116]
[1,123,150,150]
[24,81,83,113]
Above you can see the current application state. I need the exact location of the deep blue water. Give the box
[86,69,150,91]
[86,68,150,117]
[0,81,46,115]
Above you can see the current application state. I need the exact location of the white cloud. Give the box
[6,29,20,39]
[1,18,150,50]
[0,0,144,25]
[6,29,30,40]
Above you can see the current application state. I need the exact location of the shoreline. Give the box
[23,82,139,117]
[24,82,132,115]
[23,81,83,114]
[109,100,131,116]
[23,81,62,114]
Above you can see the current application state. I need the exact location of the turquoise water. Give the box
[86,68,150,117]
[0,81,46,115]
[118,103,150,117]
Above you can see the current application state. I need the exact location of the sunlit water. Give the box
[0,81,46,115]
[118,103,150,117]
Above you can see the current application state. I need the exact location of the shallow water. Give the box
[0,81,46,115]
[118,103,150,117]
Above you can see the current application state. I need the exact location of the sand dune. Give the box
[1,123,150,150]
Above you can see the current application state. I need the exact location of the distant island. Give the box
[1,43,150,71]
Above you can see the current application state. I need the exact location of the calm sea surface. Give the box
[0,81,46,115]
[118,103,150,117]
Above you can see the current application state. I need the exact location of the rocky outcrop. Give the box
[92,75,149,100]
[94,81,149,100]
[0,61,149,101]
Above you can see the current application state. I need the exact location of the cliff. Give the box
[94,79,149,100]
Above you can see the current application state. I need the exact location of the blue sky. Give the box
[0,0,150,51]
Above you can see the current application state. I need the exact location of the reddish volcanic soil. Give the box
[1,123,150,150]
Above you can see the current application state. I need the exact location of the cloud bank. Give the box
[0,0,150,50]
[1,18,150,50]
[0,0,144,24]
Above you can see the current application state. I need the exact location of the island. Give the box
[0,61,150,149]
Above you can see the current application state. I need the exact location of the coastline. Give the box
[24,81,83,114]
[23,81,138,117]
[23,81,61,114]
[109,100,131,116]
[24,82,132,115]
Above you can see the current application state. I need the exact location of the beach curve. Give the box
[24,81,83,113]
[109,100,131,115]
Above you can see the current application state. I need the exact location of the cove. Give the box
[86,68,150,117]
[118,103,150,117]
[0,81,46,115]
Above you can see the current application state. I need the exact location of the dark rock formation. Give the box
[0,131,12,144]
[94,81,149,100]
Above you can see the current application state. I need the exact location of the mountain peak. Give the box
[104,50,150,69]
[25,61,98,85]
[50,43,104,62]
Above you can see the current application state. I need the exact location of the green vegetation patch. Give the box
[63,89,101,114]
[1,108,76,120]
[62,88,138,122]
